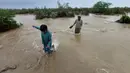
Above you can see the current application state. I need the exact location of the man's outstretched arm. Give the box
[70,20,77,29]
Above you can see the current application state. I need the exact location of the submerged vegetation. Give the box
[116,14,130,24]
[0,10,22,32]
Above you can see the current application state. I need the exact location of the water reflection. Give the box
[122,24,130,28]
[74,34,81,43]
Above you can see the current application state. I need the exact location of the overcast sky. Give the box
[0,0,130,9]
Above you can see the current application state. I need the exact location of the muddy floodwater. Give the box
[1,14,130,73]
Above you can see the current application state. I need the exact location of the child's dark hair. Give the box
[40,24,48,32]
[78,16,81,18]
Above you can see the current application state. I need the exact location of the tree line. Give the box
[0,1,130,32]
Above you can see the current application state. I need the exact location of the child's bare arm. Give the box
[32,25,40,30]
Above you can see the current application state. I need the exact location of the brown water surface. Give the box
[0,14,130,73]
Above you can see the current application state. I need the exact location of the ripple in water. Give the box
[96,68,109,73]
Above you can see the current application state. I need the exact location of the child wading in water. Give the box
[32,24,53,54]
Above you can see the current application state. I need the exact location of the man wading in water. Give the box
[70,16,83,34]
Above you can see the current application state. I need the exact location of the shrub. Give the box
[35,2,75,19]
[116,14,130,24]
[0,10,22,32]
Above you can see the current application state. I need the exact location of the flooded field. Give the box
[0,14,130,73]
